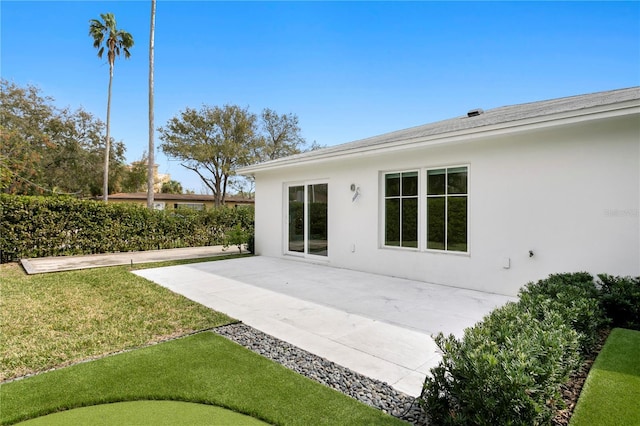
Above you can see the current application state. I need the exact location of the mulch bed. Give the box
[552,328,611,426]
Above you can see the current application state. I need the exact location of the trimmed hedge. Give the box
[0,194,254,263]
[597,274,640,330]
[519,272,605,352]
[421,272,637,425]
[423,303,581,425]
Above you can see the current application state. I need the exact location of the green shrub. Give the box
[597,274,640,330]
[0,194,254,262]
[518,273,606,352]
[247,234,255,254]
[421,272,612,425]
[521,272,599,300]
[422,302,581,425]
[420,272,640,424]
[223,224,251,253]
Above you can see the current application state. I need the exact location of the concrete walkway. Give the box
[20,246,241,274]
[134,256,516,397]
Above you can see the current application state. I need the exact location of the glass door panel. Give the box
[307,183,328,256]
[287,183,328,257]
[288,185,305,253]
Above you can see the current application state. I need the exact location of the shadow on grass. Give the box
[0,332,405,426]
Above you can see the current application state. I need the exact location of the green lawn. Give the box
[0,260,234,381]
[0,256,406,425]
[570,328,640,426]
[17,401,267,426]
[0,332,405,426]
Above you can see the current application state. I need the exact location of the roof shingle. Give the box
[240,87,639,174]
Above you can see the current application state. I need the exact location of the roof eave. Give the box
[238,100,640,176]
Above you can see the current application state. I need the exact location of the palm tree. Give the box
[160,180,183,194]
[89,13,134,202]
[147,0,156,209]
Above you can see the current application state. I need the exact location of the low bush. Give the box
[0,194,254,262]
[597,274,640,330]
[518,272,606,352]
[422,302,581,425]
[421,272,614,425]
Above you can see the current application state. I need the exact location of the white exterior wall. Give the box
[253,115,639,296]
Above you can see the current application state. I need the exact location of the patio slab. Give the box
[134,256,515,396]
[20,245,241,274]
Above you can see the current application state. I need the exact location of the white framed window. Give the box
[383,171,419,248]
[426,166,468,252]
[381,165,468,253]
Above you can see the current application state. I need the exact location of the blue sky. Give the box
[2,1,639,193]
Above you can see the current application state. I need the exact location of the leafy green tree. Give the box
[226,108,320,197]
[121,153,149,193]
[159,104,260,206]
[42,107,123,196]
[0,80,54,194]
[259,108,306,160]
[89,12,134,201]
[307,140,326,152]
[0,79,126,196]
[161,180,183,194]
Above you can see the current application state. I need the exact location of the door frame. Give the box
[283,180,329,260]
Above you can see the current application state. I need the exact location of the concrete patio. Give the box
[134,256,515,396]
[20,246,242,274]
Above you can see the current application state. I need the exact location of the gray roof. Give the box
[240,86,640,174]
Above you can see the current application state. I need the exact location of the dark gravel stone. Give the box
[213,322,428,425]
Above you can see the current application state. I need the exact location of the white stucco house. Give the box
[238,87,640,296]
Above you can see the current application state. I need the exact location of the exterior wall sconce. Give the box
[350,184,361,202]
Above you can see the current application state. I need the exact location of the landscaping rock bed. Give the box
[214,322,611,426]
[213,323,428,425]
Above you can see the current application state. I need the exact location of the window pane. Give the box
[427,197,445,250]
[288,186,304,253]
[307,184,328,256]
[447,196,467,252]
[402,171,418,196]
[385,198,400,246]
[385,173,400,197]
[427,169,446,195]
[402,198,418,248]
[448,167,467,194]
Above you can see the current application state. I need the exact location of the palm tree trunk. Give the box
[147,0,156,209]
[103,66,113,202]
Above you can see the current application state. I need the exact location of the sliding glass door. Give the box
[287,183,328,257]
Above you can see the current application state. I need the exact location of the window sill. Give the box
[380,246,471,257]
[425,249,470,257]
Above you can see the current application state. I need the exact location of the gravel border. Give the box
[213,323,428,425]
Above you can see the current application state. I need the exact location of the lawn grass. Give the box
[569,328,640,426]
[0,261,234,381]
[0,332,406,426]
[17,401,267,426]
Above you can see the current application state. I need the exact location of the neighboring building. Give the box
[107,193,255,210]
[238,87,640,296]
[126,162,171,193]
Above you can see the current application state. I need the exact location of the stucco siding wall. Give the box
[253,115,639,296]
